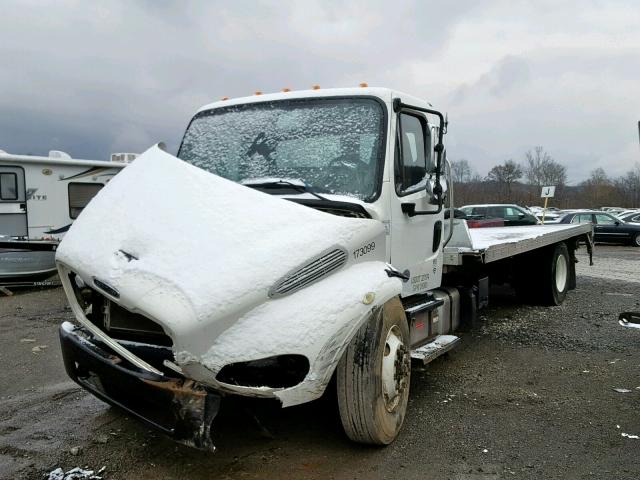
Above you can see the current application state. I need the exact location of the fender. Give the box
[177,260,403,407]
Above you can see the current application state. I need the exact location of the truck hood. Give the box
[56,145,385,356]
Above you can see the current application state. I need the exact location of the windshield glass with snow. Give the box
[178,98,386,202]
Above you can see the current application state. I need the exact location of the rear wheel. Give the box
[542,242,570,305]
[336,297,410,445]
[513,242,570,305]
[631,233,640,247]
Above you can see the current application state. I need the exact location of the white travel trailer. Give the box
[0,150,130,282]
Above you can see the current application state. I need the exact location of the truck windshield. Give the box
[178,98,386,202]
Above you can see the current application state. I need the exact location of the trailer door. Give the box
[0,166,28,237]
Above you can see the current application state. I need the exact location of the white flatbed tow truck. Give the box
[54,87,593,451]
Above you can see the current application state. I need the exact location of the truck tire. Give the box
[336,297,410,445]
[542,242,570,306]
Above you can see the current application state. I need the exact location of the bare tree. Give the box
[486,159,522,199]
[580,168,614,207]
[587,167,609,185]
[614,163,640,207]
[451,156,639,209]
[451,159,472,184]
[524,146,567,187]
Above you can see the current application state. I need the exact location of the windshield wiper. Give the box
[242,179,329,202]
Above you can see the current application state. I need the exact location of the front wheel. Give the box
[336,297,410,445]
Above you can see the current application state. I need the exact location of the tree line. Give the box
[450,146,640,209]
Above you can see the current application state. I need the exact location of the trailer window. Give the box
[178,98,386,202]
[395,113,431,195]
[0,173,18,200]
[68,183,103,219]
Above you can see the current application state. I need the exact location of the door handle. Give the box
[19,203,26,211]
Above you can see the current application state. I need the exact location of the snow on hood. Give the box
[56,145,383,352]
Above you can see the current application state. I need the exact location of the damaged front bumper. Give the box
[59,322,221,451]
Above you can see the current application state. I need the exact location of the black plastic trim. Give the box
[0,240,57,251]
[59,324,221,450]
[283,198,371,218]
[433,220,442,252]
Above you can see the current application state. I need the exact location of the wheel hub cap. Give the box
[555,254,568,292]
[382,326,410,412]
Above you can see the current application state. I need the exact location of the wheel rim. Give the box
[635,235,640,247]
[555,254,568,292]
[381,325,409,413]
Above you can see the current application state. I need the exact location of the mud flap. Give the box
[59,322,221,452]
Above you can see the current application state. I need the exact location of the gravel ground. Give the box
[0,244,638,479]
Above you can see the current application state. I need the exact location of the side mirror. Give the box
[430,143,444,201]
[518,213,526,219]
[615,221,620,226]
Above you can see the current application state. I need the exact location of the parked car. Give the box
[616,210,640,223]
[445,208,505,228]
[537,211,561,223]
[558,210,640,246]
[526,206,561,223]
[601,206,625,214]
[459,204,539,226]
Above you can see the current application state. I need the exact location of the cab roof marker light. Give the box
[221,96,230,101]
[359,82,368,88]
[311,85,321,90]
[281,87,291,92]
[254,91,263,95]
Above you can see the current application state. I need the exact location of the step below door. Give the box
[0,166,27,237]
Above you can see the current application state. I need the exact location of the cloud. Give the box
[451,55,531,104]
[0,0,476,158]
[445,47,640,181]
[0,0,638,183]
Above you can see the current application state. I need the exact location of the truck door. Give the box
[0,166,28,238]
[389,111,442,296]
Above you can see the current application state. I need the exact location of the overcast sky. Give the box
[1,0,638,182]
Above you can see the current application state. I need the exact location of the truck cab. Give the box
[177,88,448,296]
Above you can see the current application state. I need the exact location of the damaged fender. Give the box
[178,261,403,407]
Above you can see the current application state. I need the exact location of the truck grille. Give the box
[104,300,172,345]
[269,248,348,298]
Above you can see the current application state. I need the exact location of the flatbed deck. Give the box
[443,223,593,265]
